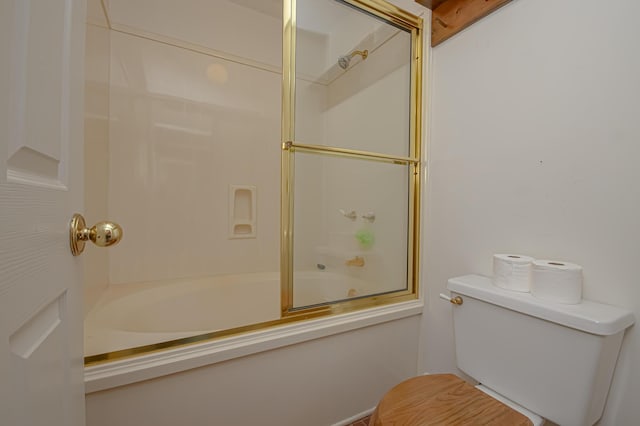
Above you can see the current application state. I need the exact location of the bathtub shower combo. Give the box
[83,0,423,380]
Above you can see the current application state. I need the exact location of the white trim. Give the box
[85,19,109,29]
[99,0,111,29]
[110,23,283,76]
[84,300,423,393]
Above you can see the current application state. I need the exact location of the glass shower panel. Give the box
[292,152,409,309]
[84,0,283,359]
[294,0,413,157]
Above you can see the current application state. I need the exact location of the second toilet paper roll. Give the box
[531,260,583,304]
[493,254,534,292]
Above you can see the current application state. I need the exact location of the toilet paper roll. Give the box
[531,260,583,304]
[492,254,534,292]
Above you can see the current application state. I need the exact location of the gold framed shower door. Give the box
[85,0,424,366]
[280,0,424,316]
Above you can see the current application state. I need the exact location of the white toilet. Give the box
[371,274,635,425]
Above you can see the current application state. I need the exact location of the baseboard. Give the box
[331,407,375,426]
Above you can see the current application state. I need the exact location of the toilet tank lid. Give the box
[447,275,635,336]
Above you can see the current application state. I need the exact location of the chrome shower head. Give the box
[337,49,368,70]
[338,55,351,70]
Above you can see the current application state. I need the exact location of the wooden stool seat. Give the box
[369,374,533,425]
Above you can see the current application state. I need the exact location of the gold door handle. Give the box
[69,213,123,256]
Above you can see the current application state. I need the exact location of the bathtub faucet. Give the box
[345,256,365,267]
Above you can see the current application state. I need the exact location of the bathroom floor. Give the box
[346,415,370,426]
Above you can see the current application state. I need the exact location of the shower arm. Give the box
[349,49,368,60]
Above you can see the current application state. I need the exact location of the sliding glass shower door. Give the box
[283,0,422,311]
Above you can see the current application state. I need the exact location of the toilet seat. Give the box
[370,374,533,425]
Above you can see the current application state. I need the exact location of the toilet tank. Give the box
[448,275,634,426]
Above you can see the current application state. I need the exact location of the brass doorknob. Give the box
[70,213,123,256]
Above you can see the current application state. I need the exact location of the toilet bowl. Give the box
[371,275,634,426]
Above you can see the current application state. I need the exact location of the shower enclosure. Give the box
[83,0,422,363]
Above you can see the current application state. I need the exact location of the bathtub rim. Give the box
[84,299,423,393]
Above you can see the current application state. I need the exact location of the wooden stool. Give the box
[369,374,533,425]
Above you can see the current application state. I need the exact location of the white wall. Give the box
[422,0,640,424]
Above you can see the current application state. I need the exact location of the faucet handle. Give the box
[361,212,375,223]
[345,256,365,267]
[339,209,357,220]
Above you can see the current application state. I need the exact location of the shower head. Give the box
[337,49,368,70]
[338,55,350,70]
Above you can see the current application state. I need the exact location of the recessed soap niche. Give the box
[229,185,256,239]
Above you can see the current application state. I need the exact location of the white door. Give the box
[1,0,86,425]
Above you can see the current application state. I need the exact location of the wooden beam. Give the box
[425,0,513,47]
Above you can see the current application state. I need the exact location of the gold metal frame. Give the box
[280,0,423,316]
[85,0,423,366]
[285,141,419,165]
[281,0,296,314]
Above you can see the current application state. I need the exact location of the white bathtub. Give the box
[84,271,373,357]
